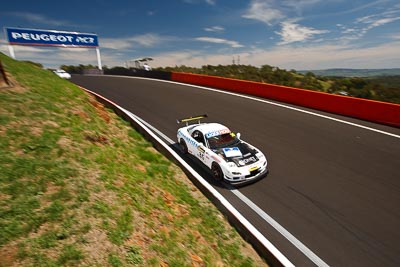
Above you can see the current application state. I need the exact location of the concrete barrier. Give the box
[171,72,400,128]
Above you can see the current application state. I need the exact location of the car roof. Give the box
[192,123,230,136]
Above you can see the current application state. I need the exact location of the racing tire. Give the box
[211,163,224,182]
[180,139,188,154]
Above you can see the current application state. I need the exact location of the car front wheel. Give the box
[211,163,224,182]
[180,139,188,154]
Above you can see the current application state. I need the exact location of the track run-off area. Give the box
[72,75,400,267]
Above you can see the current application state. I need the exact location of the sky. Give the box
[1,0,400,70]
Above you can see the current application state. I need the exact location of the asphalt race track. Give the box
[72,75,400,267]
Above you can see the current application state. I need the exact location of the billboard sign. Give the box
[5,27,99,48]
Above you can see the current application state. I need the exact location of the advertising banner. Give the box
[5,27,99,48]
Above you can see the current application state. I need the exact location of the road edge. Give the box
[78,85,295,267]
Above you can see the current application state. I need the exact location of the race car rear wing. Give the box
[177,114,208,126]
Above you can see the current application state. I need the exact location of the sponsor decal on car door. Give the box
[197,145,206,162]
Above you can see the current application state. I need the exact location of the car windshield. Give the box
[207,133,239,149]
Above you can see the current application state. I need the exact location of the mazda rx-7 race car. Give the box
[177,115,268,185]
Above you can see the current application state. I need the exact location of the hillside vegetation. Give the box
[157,65,400,104]
[298,68,400,77]
[0,53,267,267]
[61,63,400,104]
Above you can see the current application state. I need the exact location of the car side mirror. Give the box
[236,133,241,139]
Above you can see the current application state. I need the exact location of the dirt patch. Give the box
[88,95,110,123]
[0,79,7,88]
[0,75,269,266]
[0,72,27,93]
[85,134,109,144]
[81,228,120,264]
[0,242,19,267]
[0,60,9,88]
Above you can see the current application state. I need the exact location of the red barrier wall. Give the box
[171,72,400,128]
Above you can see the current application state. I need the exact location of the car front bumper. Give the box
[224,165,268,186]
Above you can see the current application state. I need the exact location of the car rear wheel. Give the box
[211,163,223,182]
[180,139,188,154]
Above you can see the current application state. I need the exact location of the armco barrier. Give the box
[171,72,400,128]
[104,68,172,80]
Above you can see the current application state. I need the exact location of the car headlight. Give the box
[227,162,236,168]
[256,153,264,159]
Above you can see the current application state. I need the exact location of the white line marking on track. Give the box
[170,81,400,139]
[116,108,295,267]
[131,112,175,143]
[228,186,330,267]
[101,75,399,139]
[125,108,329,266]
[88,75,400,266]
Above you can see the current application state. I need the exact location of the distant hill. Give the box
[298,68,400,77]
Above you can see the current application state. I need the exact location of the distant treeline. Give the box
[157,65,400,104]
[61,64,400,104]
[298,68,400,77]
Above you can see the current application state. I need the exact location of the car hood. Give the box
[214,142,260,166]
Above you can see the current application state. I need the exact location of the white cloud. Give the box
[281,0,321,14]
[242,0,285,25]
[195,37,244,48]
[342,28,357,34]
[151,50,235,67]
[242,0,325,25]
[276,21,329,44]
[253,42,400,69]
[339,10,400,43]
[100,38,133,50]
[130,33,168,47]
[182,0,216,5]
[5,12,74,27]
[357,12,400,29]
[2,39,399,70]
[101,34,176,50]
[242,1,329,44]
[282,0,320,7]
[186,42,397,69]
[367,16,400,28]
[342,0,391,15]
[204,26,225,33]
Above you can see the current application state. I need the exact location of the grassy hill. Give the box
[0,53,267,267]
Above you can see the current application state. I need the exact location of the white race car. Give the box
[177,115,268,185]
[53,69,71,79]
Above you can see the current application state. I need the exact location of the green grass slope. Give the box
[0,53,267,267]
